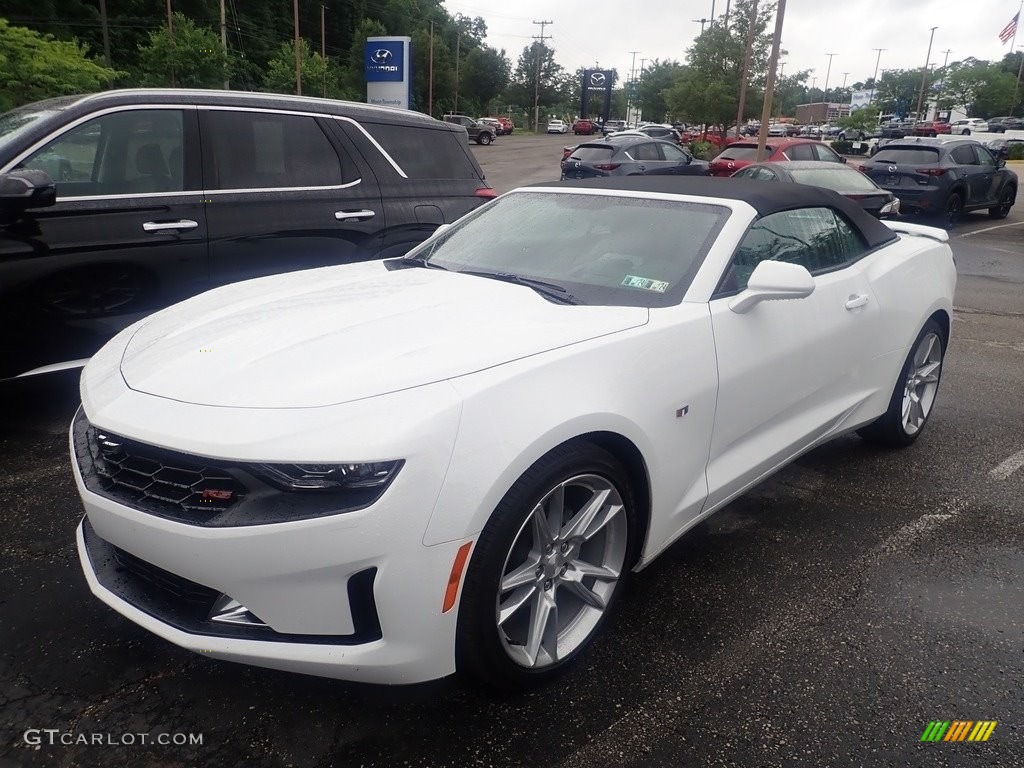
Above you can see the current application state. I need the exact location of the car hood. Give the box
[119,263,648,408]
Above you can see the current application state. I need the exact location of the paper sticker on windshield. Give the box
[622,275,670,293]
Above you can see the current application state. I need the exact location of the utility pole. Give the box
[320,5,328,97]
[1014,45,1024,116]
[221,0,229,89]
[841,72,849,89]
[693,18,709,34]
[735,0,759,139]
[823,52,836,103]
[166,0,175,87]
[98,0,111,68]
[935,49,952,119]
[428,21,434,116]
[293,0,302,95]
[756,0,787,160]
[638,58,647,122]
[915,27,937,126]
[626,50,640,121]
[532,20,553,132]
[725,0,731,29]
[869,48,886,104]
[454,33,461,114]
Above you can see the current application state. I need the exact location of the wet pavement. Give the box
[1,137,1022,767]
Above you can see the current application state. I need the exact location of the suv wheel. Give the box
[943,192,964,228]
[477,132,492,145]
[989,186,1016,219]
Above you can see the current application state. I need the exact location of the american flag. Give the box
[999,11,1019,43]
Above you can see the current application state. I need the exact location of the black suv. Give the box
[441,114,497,145]
[984,116,1024,133]
[860,137,1017,227]
[0,89,495,380]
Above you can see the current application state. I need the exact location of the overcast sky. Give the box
[442,0,1022,90]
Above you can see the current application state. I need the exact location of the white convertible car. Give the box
[72,177,955,689]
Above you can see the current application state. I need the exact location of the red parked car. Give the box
[910,121,952,137]
[495,116,514,134]
[573,119,599,135]
[707,138,844,177]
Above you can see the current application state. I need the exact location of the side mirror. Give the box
[0,169,56,212]
[431,223,451,238]
[997,158,1007,168]
[729,260,815,314]
[839,156,848,163]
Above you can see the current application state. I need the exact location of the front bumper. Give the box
[71,381,470,684]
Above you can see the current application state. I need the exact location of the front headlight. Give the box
[254,461,404,491]
[880,198,900,215]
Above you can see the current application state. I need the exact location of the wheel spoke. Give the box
[501,556,540,593]
[498,584,537,626]
[563,579,606,610]
[569,559,620,582]
[561,488,619,542]
[917,360,940,379]
[524,590,557,666]
[910,398,925,427]
[530,502,555,549]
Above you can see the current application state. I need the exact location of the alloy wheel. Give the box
[944,194,963,228]
[495,474,627,669]
[902,331,942,436]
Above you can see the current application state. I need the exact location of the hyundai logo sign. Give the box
[590,72,606,86]
[364,40,404,82]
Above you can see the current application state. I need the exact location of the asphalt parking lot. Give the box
[2,133,1022,768]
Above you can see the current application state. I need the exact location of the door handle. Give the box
[335,210,376,222]
[845,293,869,310]
[143,219,198,232]
[637,165,646,173]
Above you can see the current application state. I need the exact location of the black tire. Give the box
[477,132,492,145]
[962,129,970,135]
[942,192,964,229]
[456,441,639,690]
[857,318,946,447]
[989,186,1016,219]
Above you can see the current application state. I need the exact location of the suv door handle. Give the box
[335,210,376,222]
[845,293,869,310]
[143,219,198,232]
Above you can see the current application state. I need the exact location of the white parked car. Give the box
[73,177,955,690]
[546,119,568,134]
[949,118,988,135]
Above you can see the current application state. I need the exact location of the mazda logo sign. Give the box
[371,49,393,65]
[888,165,898,172]
[590,73,606,86]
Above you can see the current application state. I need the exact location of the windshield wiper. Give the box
[392,255,449,270]
[458,270,583,305]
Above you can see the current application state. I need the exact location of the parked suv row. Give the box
[0,90,495,380]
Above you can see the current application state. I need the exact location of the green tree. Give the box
[264,38,355,99]
[136,13,229,88]
[0,19,118,110]
[635,59,685,122]
[837,106,880,132]
[507,42,566,129]
[874,69,923,117]
[664,0,775,131]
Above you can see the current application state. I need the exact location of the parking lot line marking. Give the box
[990,448,1024,481]
[959,221,1024,238]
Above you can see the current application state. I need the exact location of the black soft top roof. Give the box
[529,176,898,250]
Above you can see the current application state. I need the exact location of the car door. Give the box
[630,142,662,174]
[659,142,697,175]
[704,206,883,509]
[0,106,207,379]
[948,144,988,206]
[972,144,1003,205]
[200,108,385,287]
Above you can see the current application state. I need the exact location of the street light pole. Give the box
[935,49,952,119]
[869,48,886,104]
[823,52,836,102]
[915,27,938,126]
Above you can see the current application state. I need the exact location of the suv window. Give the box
[785,143,815,161]
[366,123,479,179]
[632,143,661,161]
[661,143,690,161]
[973,145,997,167]
[206,110,342,189]
[22,109,185,196]
[722,207,866,292]
[950,145,978,165]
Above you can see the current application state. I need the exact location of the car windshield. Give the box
[789,167,881,192]
[0,107,60,154]
[716,146,762,160]
[404,190,729,308]
[872,148,941,164]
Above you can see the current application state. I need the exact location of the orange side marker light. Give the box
[442,541,473,613]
